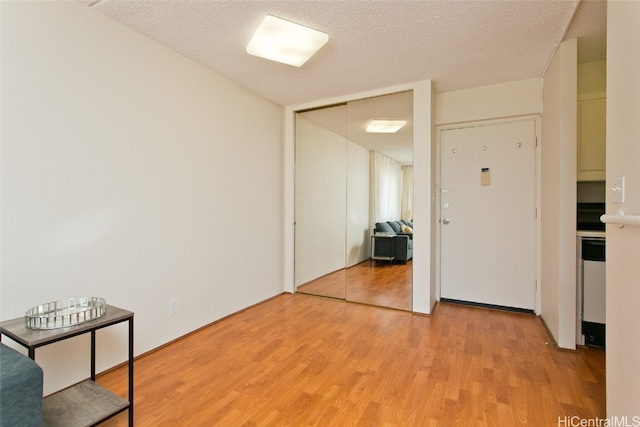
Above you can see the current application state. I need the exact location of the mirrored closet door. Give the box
[295,92,413,311]
[295,104,348,300]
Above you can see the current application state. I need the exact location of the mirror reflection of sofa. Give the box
[372,221,413,263]
[0,343,43,427]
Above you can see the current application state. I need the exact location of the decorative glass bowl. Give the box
[25,297,106,330]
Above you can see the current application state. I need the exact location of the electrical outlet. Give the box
[169,299,178,315]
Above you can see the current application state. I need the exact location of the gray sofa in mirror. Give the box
[0,343,43,427]
[372,221,413,263]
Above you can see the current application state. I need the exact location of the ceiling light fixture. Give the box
[366,120,407,133]
[246,15,329,67]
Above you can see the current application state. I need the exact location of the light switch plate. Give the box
[611,176,625,204]
[480,168,490,186]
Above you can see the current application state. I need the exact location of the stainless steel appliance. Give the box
[577,203,606,231]
[581,237,606,348]
[577,201,606,348]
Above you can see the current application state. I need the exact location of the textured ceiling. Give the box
[83,0,606,107]
[565,0,607,63]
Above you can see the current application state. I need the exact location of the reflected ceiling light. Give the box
[366,120,407,133]
[246,15,329,67]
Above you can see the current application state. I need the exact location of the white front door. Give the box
[440,120,536,310]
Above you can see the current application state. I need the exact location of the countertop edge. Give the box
[577,231,606,238]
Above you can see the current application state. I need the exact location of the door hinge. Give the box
[534,208,538,220]
[534,279,538,290]
[535,136,538,148]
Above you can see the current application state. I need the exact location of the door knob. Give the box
[442,218,450,225]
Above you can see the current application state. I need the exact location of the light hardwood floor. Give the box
[98,294,605,426]
[346,260,412,311]
[297,260,412,311]
[297,269,346,300]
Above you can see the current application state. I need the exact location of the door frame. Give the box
[435,115,542,315]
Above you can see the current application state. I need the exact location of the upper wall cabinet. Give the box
[577,95,606,181]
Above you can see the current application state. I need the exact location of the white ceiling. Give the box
[83,0,607,108]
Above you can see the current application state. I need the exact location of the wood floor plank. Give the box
[97,294,605,426]
[298,260,413,311]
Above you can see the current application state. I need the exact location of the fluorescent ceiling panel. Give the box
[246,15,328,67]
[366,120,407,133]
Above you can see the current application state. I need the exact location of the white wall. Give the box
[293,115,370,283]
[436,78,541,125]
[347,141,370,267]
[540,40,578,349]
[294,114,347,285]
[1,1,283,395]
[429,85,438,311]
[578,60,606,96]
[605,0,640,416]
[411,80,435,314]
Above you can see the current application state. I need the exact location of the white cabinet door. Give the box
[577,98,606,181]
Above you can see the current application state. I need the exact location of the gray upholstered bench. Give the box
[0,343,43,427]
